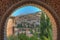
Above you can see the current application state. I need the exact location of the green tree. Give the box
[40,12,52,40]
[17,24,23,28]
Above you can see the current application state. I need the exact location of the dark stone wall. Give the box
[0,0,60,40]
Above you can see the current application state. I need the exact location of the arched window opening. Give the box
[5,5,54,40]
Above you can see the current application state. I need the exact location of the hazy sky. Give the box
[11,6,41,16]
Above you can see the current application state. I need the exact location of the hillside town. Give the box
[7,11,41,37]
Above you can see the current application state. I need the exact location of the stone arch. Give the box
[0,0,60,40]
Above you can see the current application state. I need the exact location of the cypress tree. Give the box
[40,12,52,40]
